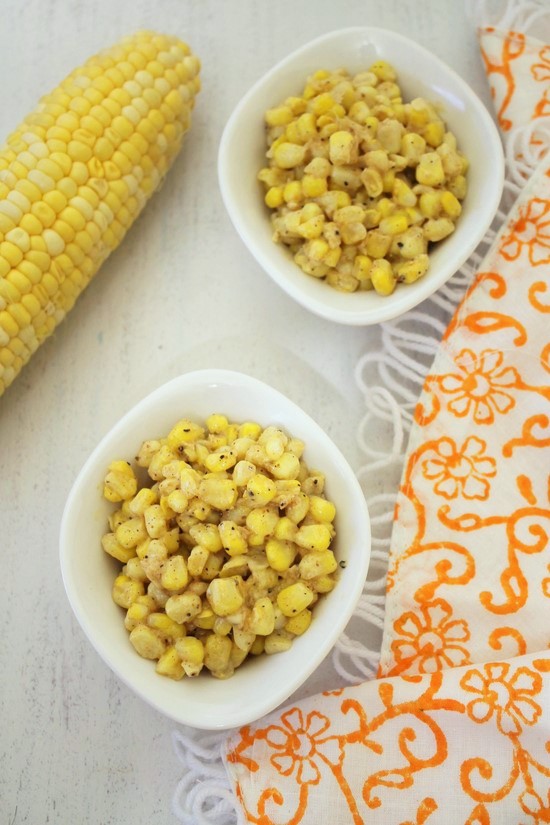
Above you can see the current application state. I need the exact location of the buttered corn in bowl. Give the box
[60,370,370,730]
[218,27,504,325]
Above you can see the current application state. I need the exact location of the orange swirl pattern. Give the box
[223,28,550,824]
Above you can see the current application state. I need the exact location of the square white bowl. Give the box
[59,369,371,730]
[218,27,504,325]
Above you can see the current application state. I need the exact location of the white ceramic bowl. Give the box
[59,369,371,730]
[218,27,504,325]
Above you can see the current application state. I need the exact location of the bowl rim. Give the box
[59,368,371,729]
[218,25,505,326]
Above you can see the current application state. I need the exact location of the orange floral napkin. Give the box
[222,16,550,825]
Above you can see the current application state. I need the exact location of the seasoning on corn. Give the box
[259,63,468,296]
[102,415,340,680]
[0,31,201,397]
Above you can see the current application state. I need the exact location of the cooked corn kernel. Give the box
[277,582,314,616]
[129,624,166,660]
[285,608,312,636]
[102,415,339,679]
[206,576,244,616]
[260,64,467,295]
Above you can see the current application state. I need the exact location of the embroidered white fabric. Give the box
[171,3,548,821]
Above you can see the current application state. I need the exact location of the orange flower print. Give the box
[391,600,470,674]
[500,197,550,266]
[460,662,542,736]
[265,708,340,784]
[440,349,519,424]
[519,787,550,822]
[421,436,496,500]
[532,45,550,118]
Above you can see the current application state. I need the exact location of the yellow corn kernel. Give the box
[192,606,216,629]
[394,254,430,284]
[370,258,397,296]
[310,92,336,115]
[265,538,297,572]
[265,186,284,208]
[440,190,462,218]
[273,516,297,541]
[217,519,247,556]
[124,556,148,582]
[115,517,148,549]
[341,222,367,245]
[156,646,184,680]
[167,419,205,450]
[379,213,409,236]
[328,130,355,165]
[416,152,445,186]
[295,523,332,551]
[369,60,396,81]
[267,452,300,480]
[265,105,294,127]
[282,180,303,205]
[448,174,467,200]
[197,477,238,511]
[407,98,431,127]
[204,633,232,675]
[377,119,403,153]
[248,596,275,636]
[250,636,265,656]
[245,473,276,506]
[352,254,372,284]
[419,191,441,219]
[391,226,426,259]
[165,488,188,514]
[127,486,157,516]
[264,630,293,655]
[301,174,327,198]
[160,554,189,591]
[129,624,166,659]
[124,600,153,631]
[206,577,244,616]
[277,582,314,616]
[238,421,262,440]
[285,608,312,636]
[423,217,455,242]
[213,617,233,636]
[103,460,137,502]
[308,495,336,523]
[101,532,136,563]
[364,230,392,259]
[297,215,325,240]
[112,574,145,609]
[142,503,166,538]
[296,112,317,141]
[299,550,338,579]
[272,142,307,169]
[393,178,417,207]
[187,522,222,553]
[310,574,337,593]
[147,612,185,640]
[232,626,256,653]
[230,642,248,670]
[246,506,279,537]
[423,120,445,147]
[175,636,204,676]
[187,544,209,577]
[165,591,202,624]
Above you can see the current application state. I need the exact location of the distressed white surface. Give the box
[0,2,493,823]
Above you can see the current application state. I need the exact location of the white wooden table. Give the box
[0,2,493,822]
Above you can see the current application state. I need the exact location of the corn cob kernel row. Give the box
[0,31,201,396]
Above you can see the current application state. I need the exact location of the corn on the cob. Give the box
[0,31,200,396]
